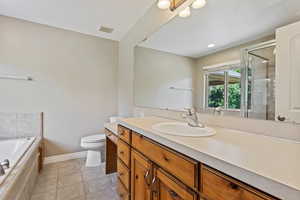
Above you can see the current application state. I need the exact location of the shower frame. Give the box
[240,39,276,118]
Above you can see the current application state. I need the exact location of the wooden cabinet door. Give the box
[276,21,300,123]
[152,168,197,200]
[131,150,152,200]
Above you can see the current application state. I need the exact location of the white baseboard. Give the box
[44,151,87,165]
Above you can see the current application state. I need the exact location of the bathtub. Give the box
[0,137,36,185]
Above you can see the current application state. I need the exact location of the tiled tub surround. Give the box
[119,117,300,200]
[30,159,119,200]
[0,113,43,139]
[0,137,41,200]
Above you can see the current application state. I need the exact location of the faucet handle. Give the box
[1,159,9,169]
[184,108,194,115]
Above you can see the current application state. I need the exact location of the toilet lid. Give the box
[81,134,106,143]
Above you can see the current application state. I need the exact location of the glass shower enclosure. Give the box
[241,40,276,120]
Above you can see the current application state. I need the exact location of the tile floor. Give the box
[30,159,120,200]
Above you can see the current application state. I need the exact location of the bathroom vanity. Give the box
[105,117,300,200]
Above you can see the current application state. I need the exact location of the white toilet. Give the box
[81,134,106,167]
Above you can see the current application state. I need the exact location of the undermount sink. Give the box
[152,122,216,137]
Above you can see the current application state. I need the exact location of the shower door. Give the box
[242,40,276,120]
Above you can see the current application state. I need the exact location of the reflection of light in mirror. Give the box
[157,0,171,10]
[192,0,206,9]
[208,43,215,48]
[179,6,191,18]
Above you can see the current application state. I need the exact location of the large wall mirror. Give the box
[134,0,300,123]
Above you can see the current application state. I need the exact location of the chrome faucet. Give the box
[182,108,205,128]
[214,107,223,115]
[0,159,10,176]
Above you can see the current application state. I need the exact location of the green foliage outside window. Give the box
[208,85,224,107]
[228,83,241,109]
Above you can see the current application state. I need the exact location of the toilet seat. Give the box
[81,134,105,143]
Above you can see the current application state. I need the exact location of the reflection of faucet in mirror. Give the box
[214,107,223,116]
[182,108,205,128]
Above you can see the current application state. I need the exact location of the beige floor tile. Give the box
[57,182,85,200]
[84,177,113,194]
[86,190,116,200]
[30,159,117,200]
[58,165,81,177]
[30,190,56,200]
[58,172,83,188]
[81,167,106,182]
[32,181,57,195]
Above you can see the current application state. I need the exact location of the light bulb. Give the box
[192,0,206,9]
[157,0,171,10]
[179,6,191,18]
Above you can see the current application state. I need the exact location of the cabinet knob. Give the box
[229,182,239,190]
[163,155,170,162]
[169,190,179,199]
[119,151,124,155]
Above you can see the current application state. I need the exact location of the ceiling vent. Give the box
[99,26,114,34]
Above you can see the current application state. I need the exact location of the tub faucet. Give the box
[182,108,205,128]
[1,159,10,169]
[0,159,9,175]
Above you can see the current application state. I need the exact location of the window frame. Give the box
[203,60,242,111]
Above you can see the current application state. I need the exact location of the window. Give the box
[205,67,241,110]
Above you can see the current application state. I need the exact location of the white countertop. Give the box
[104,122,118,135]
[118,117,300,200]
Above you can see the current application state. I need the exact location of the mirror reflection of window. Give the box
[228,69,241,110]
[207,71,225,108]
[205,66,242,111]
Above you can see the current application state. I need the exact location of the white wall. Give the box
[0,16,118,156]
[134,46,196,110]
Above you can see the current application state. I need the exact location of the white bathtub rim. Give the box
[0,137,36,185]
[0,137,41,199]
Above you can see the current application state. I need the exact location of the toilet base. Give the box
[85,150,102,167]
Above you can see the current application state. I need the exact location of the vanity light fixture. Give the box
[192,0,206,9]
[157,0,207,18]
[208,43,215,48]
[179,6,191,18]
[157,0,171,10]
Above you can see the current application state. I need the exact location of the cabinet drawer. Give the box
[132,132,198,189]
[201,165,276,200]
[118,125,131,144]
[118,139,131,167]
[117,179,129,200]
[105,129,118,144]
[154,168,197,200]
[117,159,130,190]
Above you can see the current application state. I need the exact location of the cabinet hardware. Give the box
[229,182,239,190]
[163,155,170,162]
[151,177,159,194]
[169,190,179,199]
[119,151,124,154]
[144,170,151,187]
[120,131,124,136]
